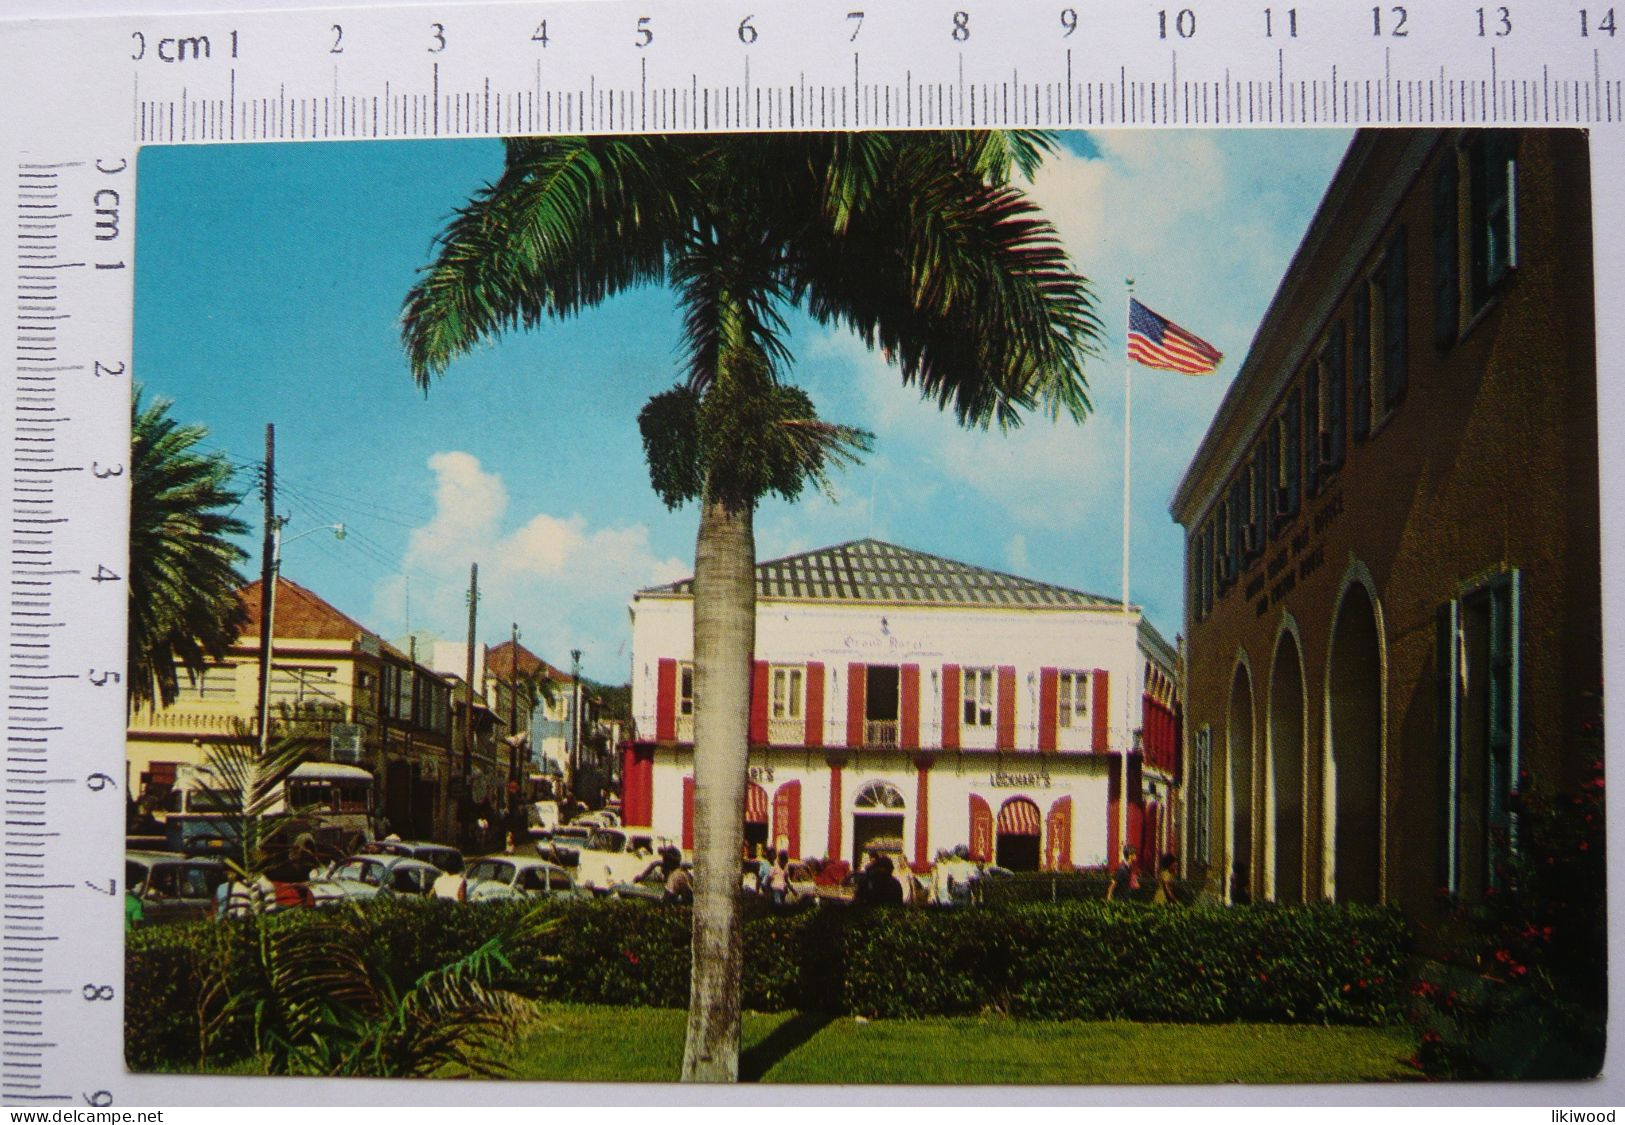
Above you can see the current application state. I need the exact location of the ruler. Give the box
[2,0,1621,1107]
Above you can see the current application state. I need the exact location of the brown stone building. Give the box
[1171,129,1600,916]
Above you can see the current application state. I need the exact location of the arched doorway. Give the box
[1328,583,1383,903]
[851,780,906,867]
[744,781,769,853]
[995,797,1041,871]
[1227,663,1255,902]
[1268,632,1306,904]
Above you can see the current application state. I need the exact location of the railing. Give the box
[767,717,803,745]
[863,719,899,748]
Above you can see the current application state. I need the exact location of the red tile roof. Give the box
[485,640,569,682]
[237,577,406,660]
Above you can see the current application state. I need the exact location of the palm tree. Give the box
[402,132,1101,1080]
[129,386,251,711]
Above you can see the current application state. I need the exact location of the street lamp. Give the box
[256,519,346,761]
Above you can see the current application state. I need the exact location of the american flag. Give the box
[1127,298,1223,375]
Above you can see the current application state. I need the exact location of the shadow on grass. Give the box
[739,1011,836,1082]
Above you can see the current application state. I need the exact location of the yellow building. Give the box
[126,576,458,841]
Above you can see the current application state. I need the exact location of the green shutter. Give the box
[1352,286,1371,440]
[1384,230,1409,409]
[1436,601,1459,893]
[1327,323,1347,469]
[1433,155,1460,348]
[1305,363,1321,498]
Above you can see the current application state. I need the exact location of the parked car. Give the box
[610,858,690,903]
[537,824,593,867]
[459,856,584,901]
[573,828,681,892]
[526,800,561,837]
[359,840,464,875]
[125,851,228,926]
[308,854,444,904]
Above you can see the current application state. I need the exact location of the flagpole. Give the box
[1120,280,1133,871]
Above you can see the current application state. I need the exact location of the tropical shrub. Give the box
[129,896,1408,1070]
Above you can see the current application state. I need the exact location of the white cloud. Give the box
[372,451,687,679]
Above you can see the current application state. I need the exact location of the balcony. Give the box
[767,717,803,745]
[863,719,899,749]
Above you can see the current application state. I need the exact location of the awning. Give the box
[997,798,1041,836]
[745,783,768,824]
[289,762,372,782]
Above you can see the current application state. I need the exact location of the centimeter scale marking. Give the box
[4,0,1624,1107]
[137,47,1623,145]
[6,159,81,1106]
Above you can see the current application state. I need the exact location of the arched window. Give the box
[853,780,905,810]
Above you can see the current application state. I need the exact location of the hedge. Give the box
[127,899,1408,1070]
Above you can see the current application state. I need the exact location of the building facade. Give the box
[624,539,1181,873]
[1171,130,1600,914]
[127,576,457,841]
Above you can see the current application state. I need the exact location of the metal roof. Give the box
[639,538,1126,611]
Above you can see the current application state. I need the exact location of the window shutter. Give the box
[1250,442,1267,555]
[1305,361,1322,498]
[845,663,866,748]
[804,662,825,748]
[1351,285,1371,441]
[1283,390,1301,517]
[750,660,769,745]
[1435,602,1459,893]
[1265,424,1280,532]
[1327,322,1347,469]
[655,658,677,741]
[826,764,843,861]
[681,775,695,852]
[773,780,802,859]
[1434,154,1460,348]
[900,664,921,750]
[941,664,961,751]
[1038,668,1059,752]
[1384,230,1409,409]
[1092,670,1110,752]
[996,665,1018,750]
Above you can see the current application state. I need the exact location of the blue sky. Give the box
[134,129,1352,683]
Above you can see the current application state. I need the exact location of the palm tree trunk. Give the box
[681,496,755,1083]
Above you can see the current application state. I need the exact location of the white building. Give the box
[624,539,1181,875]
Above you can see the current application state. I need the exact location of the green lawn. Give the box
[510,1004,1421,1085]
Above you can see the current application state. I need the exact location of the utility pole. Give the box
[509,622,520,795]
[570,648,582,802]
[254,424,276,756]
[462,563,478,785]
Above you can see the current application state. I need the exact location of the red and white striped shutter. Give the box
[845,663,866,747]
[900,664,921,750]
[1038,667,1059,752]
[1092,669,1110,752]
[941,664,961,751]
[996,665,1017,750]
[656,658,677,741]
[750,660,769,744]
[804,662,825,748]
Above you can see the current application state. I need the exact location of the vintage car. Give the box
[458,856,584,902]
[125,851,229,926]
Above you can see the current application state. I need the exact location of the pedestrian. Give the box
[854,853,903,906]
[1104,845,1138,902]
[1151,853,1180,905]
[754,843,774,896]
[660,846,692,905]
[768,850,791,906]
[1230,862,1252,906]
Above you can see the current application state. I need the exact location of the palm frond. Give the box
[402,136,694,381]
[127,386,250,711]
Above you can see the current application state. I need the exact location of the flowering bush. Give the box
[1408,744,1606,1079]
